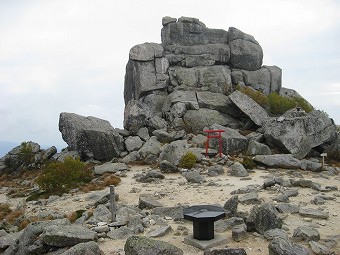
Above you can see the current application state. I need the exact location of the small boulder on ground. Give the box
[124,236,183,255]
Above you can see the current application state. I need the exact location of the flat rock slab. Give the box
[184,234,227,250]
[94,163,128,175]
[229,90,269,126]
[299,208,329,219]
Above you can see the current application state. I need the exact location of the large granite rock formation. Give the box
[59,112,124,161]
[263,109,337,159]
[121,16,338,159]
[123,16,282,133]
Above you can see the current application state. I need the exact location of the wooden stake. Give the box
[110,185,116,222]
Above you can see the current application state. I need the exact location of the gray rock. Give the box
[223,195,238,217]
[182,171,205,183]
[137,127,150,141]
[138,196,164,210]
[59,112,123,160]
[125,136,144,152]
[309,241,332,255]
[94,162,128,175]
[264,65,282,93]
[152,206,186,220]
[127,216,144,234]
[239,193,261,205]
[159,140,190,166]
[52,149,81,162]
[300,159,322,172]
[253,154,301,169]
[124,57,168,104]
[162,90,199,112]
[41,146,57,161]
[247,140,271,156]
[0,231,21,249]
[92,204,111,222]
[124,235,183,255]
[273,194,289,203]
[293,225,320,241]
[229,38,263,71]
[232,224,248,242]
[215,217,244,233]
[4,219,70,255]
[159,160,179,173]
[229,162,249,177]
[152,129,185,143]
[282,189,299,197]
[0,141,41,172]
[121,151,141,164]
[228,27,258,44]
[228,90,269,126]
[42,225,97,247]
[290,179,322,191]
[268,237,309,255]
[208,165,225,176]
[115,207,144,226]
[299,208,329,219]
[144,154,159,165]
[129,43,163,61]
[204,248,247,255]
[107,226,134,240]
[242,67,271,94]
[264,229,289,240]
[190,134,208,148]
[197,92,236,115]
[123,100,149,134]
[138,136,162,159]
[0,229,7,238]
[146,226,172,238]
[275,203,300,214]
[246,203,282,234]
[161,16,226,46]
[164,44,230,67]
[183,109,240,134]
[136,170,165,183]
[60,241,101,255]
[263,110,337,159]
[210,124,248,155]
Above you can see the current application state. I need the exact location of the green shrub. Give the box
[36,157,92,195]
[19,142,35,166]
[236,85,269,108]
[241,156,256,170]
[179,151,197,169]
[293,97,313,113]
[236,86,314,116]
[268,92,296,115]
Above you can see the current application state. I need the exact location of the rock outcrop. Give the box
[263,109,337,159]
[0,142,56,172]
[123,16,281,134]
[59,112,124,161]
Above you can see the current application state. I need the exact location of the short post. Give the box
[321,153,327,170]
[110,185,116,222]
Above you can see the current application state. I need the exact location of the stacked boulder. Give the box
[124,16,283,134]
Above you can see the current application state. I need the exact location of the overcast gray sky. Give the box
[0,0,339,152]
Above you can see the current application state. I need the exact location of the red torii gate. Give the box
[203,129,225,157]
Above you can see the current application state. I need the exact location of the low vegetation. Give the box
[241,156,256,170]
[0,203,24,226]
[179,151,197,169]
[36,156,93,196]
[237,86,314,115]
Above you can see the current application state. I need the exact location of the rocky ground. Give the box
[1,163,339,255]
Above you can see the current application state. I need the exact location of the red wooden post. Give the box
[203,130,225,157]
